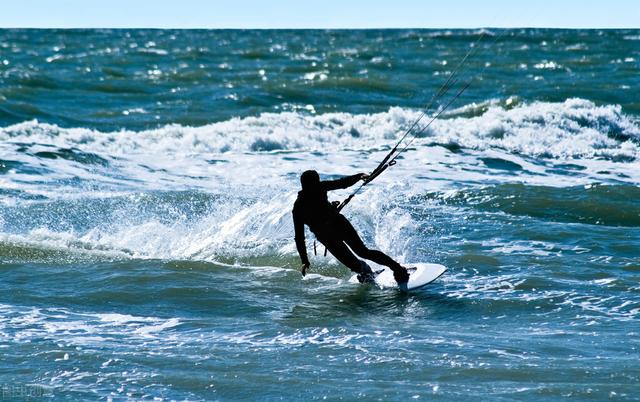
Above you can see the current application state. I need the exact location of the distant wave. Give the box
[1,99,639,162]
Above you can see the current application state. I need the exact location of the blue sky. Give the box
[1,0,638,29]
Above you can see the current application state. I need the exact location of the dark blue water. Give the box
[1,29,639,400]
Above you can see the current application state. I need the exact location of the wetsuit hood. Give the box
[300,170,320,192]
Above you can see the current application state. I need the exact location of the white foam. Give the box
[0,304,182,346]
[1,99,637,159]
[2,99,640,265]
[440,98,639,160]
[1,98,638,211]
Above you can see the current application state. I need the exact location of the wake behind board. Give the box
[349,263,447,291]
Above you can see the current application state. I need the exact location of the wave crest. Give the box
[1,98,638,161]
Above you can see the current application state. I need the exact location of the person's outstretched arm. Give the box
[292,207,310,275]
[321,173,368,191]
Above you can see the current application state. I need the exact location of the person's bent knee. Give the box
[352,246,373,258]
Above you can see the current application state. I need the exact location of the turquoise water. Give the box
[1,29,639,400]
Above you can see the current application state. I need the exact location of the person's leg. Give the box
[336,216,401,269]
[319,235,363,273]
[321,238,375,283]
[336,215,409,283]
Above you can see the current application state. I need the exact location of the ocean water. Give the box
[1,28,639,400]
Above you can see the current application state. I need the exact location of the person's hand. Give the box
[360,173,370,181]
[301,262,310,276]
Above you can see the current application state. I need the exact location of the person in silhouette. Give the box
[293,170,410,285]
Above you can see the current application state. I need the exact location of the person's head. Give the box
[300,170,320,191]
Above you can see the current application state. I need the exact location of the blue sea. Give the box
[1,29,639,400]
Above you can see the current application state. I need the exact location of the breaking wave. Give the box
[1,98,638,161]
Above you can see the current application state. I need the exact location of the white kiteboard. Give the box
[349,262,447,291]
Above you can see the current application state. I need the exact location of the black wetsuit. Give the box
[292,174,404,274]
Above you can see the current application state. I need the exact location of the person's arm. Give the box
[292,207,310,275]
[321,173,368,191]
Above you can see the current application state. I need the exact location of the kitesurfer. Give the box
[292,170,410,285]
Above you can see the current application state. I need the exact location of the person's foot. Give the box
[357,261,377,284]
[393,266,410,285]
[357,272,377,284]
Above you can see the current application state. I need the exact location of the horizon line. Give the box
[1,25,638,30]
